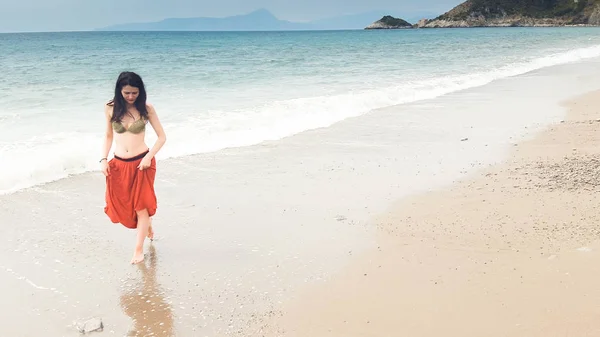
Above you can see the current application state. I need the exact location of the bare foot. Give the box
[131,249,144,264]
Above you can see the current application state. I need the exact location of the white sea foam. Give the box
[148,43,600,161]
[1,43,600,195]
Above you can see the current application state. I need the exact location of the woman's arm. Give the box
[100,104,114,175]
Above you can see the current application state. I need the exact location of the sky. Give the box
[0,0,464,32]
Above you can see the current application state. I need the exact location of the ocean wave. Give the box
[155,43,600,160]
[2,43,600,194]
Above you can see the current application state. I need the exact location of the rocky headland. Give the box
[420,0,600,28]
[365,15,414,29]
[366,0,600,29]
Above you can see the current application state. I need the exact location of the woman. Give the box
[100,71,167,264]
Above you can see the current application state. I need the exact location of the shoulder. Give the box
[146,102,157,114]
[104,101,114,118]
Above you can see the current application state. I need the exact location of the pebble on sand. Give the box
[75,318,103,334]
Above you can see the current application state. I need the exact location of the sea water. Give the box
[2,27,600,194]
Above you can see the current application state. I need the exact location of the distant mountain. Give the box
[97,9,312,31]
[97,9,439,32]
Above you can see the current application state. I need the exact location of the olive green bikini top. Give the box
[112,118,146,134]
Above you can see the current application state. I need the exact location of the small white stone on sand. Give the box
[75,317,103,334]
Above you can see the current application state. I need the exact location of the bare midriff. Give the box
[112,121,149,158]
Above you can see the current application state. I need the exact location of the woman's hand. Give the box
[138,154,153,170]
[101,160,110,176]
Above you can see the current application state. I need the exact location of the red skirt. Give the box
[104,150,157,229]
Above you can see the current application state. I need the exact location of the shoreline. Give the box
[251,89,600,336]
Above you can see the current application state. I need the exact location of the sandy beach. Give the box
[253,89,600,336]
[3,55,600,336]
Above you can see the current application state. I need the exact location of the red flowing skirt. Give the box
[104,150,157,229]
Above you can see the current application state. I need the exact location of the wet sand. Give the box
[252,90,600,336]
[2,59,600,336]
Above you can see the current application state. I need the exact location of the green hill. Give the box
[365,15,414,29]
[422,0,600,27]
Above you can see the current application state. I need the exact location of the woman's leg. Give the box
[148,217,154,241]
[132,208,150,264]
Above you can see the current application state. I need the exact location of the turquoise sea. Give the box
[2,28,600,194]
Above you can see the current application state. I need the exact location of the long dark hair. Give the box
[108,71,148,123]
